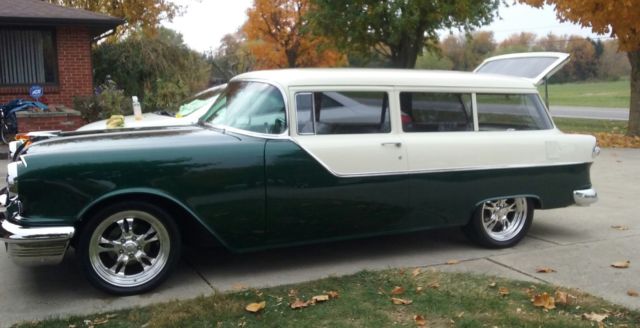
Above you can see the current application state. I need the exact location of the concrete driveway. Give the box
[550,105,629,120]
[0,149,638,327]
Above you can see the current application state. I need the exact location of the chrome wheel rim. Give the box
[481,198,527,242]
[89,210,170,288]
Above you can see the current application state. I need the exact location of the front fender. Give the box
[76,188,235,251]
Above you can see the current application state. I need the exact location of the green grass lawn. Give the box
[16,269,640,328]
[553,117,628,134]
[539,80,630,108]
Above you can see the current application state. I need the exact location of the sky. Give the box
[165,0,604,54]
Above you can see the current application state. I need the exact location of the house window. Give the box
[0,29,58,86]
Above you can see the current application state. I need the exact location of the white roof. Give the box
[234,68,537,90]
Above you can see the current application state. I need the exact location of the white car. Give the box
[77,84,226,131]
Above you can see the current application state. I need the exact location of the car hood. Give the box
[76,113,189,131]
[23,125,242,158]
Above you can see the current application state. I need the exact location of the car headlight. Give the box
[8,140,24,160]
[7,161,20,193]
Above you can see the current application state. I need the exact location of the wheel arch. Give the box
[467,194,542,225]
[74,189,230,250]
[474,194,543,209]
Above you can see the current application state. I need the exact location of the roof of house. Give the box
[235,68,537,91]
[0,0,123,37]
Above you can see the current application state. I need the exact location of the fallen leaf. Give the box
[627,289,639,297]
[524,288,536,297]
[499,287,510,296]
[69,325,76,328]
[555,291,569,305]
[488,282,497,288]
[391,297,413,305]
[457,311,464,318]
[391,286,405,295]
[416,286,424,293]
[231,283,248,291]
[536,267,556,273]
[413,314,426,326]
[327,291,339,299]
[427,281,440,289]
[516,308,522,314]
[312,295,329,302]
[445,259,460,265]
[92,318,109,325]
[532,292,556,310]
[611,225,629,231]
[288,289,298,297]
[412,268,422,277]
[582,312,608,323]
[611,260,631,269]
[290,299,310,310]
[245,301,266,313]
[105,314,117,319]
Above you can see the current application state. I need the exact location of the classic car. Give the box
[0,52,598,295]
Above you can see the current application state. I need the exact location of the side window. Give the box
[400,92,472,132]
[296,91,390,135]
[476,94,552,131]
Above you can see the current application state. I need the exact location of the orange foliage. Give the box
[518,0,640,52]
[242,0,345,69]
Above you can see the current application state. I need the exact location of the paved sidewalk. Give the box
[0,149,638,327]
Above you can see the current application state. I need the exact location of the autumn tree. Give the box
[309,0,501,68]
[242,0,345,69]
[518,0,640,136]
[438,31,496,71]
[92,28,210,112]
[564,36,598,81]
[46,0,179,37]
[209,32,256,81]
[495,32,539,54]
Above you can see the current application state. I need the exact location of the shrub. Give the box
[73,78,132,122]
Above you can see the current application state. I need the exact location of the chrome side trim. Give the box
[287,137,592,178]
[573,188,598,206]
[0,219,74,266]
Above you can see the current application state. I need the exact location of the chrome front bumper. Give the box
[573,188,598,206]
[0,218,74,266]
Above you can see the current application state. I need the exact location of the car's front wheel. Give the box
[464,197,533,248]
[77,202,181,295]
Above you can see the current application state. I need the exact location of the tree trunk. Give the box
[628,50,640,137]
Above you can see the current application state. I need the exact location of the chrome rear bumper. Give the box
[0,218,74,266]
[573,188,598,207]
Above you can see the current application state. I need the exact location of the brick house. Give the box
[0,0,122,132]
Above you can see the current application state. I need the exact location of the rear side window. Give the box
[476,94,552,131]
[296,91,390,135]
[400,92,473,132]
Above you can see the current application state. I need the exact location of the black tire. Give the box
[463,197,533,248]
[77,201,181,295]
[1,121,15,144]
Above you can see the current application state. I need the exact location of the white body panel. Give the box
[232,67,596,178]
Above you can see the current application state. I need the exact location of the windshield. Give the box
[203,81,287,134]
[176,85,225,118]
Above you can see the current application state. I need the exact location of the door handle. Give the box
[381,142,402,148]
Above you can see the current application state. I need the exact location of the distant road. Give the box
[549,105,629,121]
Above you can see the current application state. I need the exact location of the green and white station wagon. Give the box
[1,52,598,295]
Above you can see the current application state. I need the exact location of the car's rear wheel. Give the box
[77,202,181,295]
[464,197,533,248]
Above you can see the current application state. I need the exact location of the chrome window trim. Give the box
[209,78,291,139]
[294,92,316,135]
